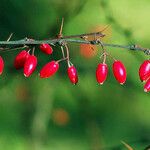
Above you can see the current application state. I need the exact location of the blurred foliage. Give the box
[0,0,150,150]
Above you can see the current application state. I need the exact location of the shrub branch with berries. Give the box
[0,19,150,91]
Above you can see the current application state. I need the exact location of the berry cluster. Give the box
[14,43,78,84]
[139,60,150,92]
[0,41,149,92]
[96,53,127,85]
[95,51,150,93]
[0,17,149,93]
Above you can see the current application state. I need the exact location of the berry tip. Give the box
[73,83,77,85]
[144,88,148,92]
[120,82,125,85]
[24,73,29,78]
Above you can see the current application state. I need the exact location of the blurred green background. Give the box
[0,0,149,150]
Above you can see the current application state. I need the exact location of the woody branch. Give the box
[0,31,150,55]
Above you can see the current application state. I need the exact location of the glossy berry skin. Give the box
[67,66,78,84]
[144,78,150,92]
[14,50,30,69]
[24,55,37,77]
[40,61,59,78]
[39,44,53,55]
[113,60,127,85]
[96,63,108,85]
[139,60,150,82]
[0,56,4,75]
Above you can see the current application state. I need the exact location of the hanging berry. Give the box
[40,61,59,78]
[112,60,127,84]
[96,63,108,84]
[139,60,150,82]
[67,65,78,85]
[14,50,30,69]
[144,78,150,92]
[0,56,4,75]
[39,43,53,55]
[24,55,37,77]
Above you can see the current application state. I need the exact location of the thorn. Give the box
[100,24,111,33]
[7,33,13,41]
[121,141,133,150]
[58,17,64,38]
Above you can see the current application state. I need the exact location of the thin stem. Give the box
[64,44,70,67]
[63,31,105,39]
[27,49,31,55]
[0,31,149,55]
[103,53,107,64]
[57,57,68,63]
[60,46,65,59]
[32,47,35,55]
[99,40,106,53]
[106,52,116,61]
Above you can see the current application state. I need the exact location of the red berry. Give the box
[14,50,30,69]
[39,43,53,55]
[96,63,108,84]
[67,66,78,84]
[139,60,150,82]
[0,56,4,75]
[144,78,150,92]
[24,55,37,77]
[40,61,59,78]
[113,60,127,84]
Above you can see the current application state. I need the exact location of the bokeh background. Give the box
[0,0,149,150]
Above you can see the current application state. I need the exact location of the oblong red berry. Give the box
[113,60,127,84]
[96,63,108,85]
[39,43,53,55]
[24,55,37,77]
[139,60,150,82]
[144,78,150,92]
[14,50,30,69]
[67,66,78,84]
[0,56,4,75]
[40,61,59,78]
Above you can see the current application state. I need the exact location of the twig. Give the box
[0,32,149,55]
